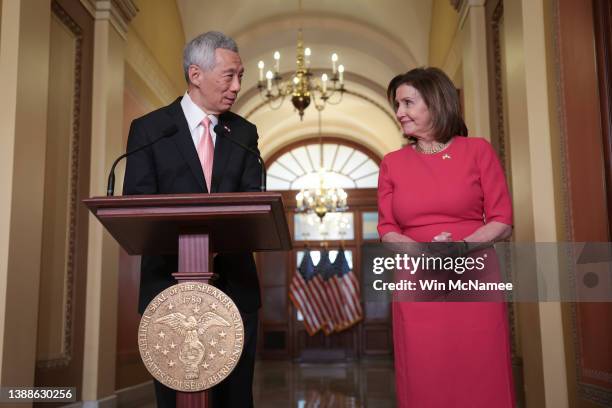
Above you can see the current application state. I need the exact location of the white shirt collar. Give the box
[180,92,219,131]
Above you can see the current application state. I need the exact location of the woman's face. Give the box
[394,84,434,141]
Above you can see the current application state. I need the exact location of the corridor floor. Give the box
[253,360,396,407]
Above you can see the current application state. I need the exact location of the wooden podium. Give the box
[84,192,291,407]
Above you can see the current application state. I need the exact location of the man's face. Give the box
[189,48,244,114]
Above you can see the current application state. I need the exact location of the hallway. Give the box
[2,1,611,407]
[129,360,396,407]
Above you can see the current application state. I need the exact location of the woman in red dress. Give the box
[377,67,516,407]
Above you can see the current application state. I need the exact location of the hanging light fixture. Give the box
[256,0,346,120]
[295,111,348,220]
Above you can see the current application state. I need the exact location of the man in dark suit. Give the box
[123,31,261,408]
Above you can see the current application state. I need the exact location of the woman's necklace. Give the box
[415,140,448,154]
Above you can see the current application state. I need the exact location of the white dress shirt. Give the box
[180,91,218,148]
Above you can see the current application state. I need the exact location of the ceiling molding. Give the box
[232,13,419,69]
[79,0,138,39]
[178,0,431,65]
[450,0,465,12]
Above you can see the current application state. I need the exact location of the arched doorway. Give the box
[257,137,392,362]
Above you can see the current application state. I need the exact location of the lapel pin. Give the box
[223,125,231,133]
[442,154,451,160]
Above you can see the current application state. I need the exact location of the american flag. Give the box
[320,252,351,330]
[313,250,339,334]
[331,249,363,327]
[290,249,362,336]
[289,251,322,335]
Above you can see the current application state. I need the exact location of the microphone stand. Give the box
[214,124,266,192]
[107,124,178,196]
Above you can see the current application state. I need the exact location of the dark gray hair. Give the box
[183,31,238,83]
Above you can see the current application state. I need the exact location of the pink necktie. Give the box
[197,117,214,193]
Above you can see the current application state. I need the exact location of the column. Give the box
[80,0,137,403]
[521,0,568,405]
[0,0,51,394]
[504,0,570,406]
[461,0,492,139]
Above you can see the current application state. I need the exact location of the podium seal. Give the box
[138,282,244,392]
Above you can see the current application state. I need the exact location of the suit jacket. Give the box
[123,97,262,314]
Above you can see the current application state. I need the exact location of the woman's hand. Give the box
[432,232,452,242]
[463,221,512,243]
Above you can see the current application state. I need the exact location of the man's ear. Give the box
[188,65,201,86]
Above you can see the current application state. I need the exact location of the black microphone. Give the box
[214,124,267,192]
[106,124,178,196]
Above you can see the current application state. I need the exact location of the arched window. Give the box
[259,138,388,359]
[266,138,380,191]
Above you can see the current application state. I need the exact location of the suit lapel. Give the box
[211,114,233,193]
[166,98,206,192]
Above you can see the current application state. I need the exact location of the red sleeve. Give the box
[477,139,513,226]
[377,157,402,238]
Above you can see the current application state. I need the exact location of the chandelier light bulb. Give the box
[304,47,311,67]
[293,76,299,85]
[273,51,280,73]
[258,60,265,81]
[331,53,338,73]
[321,73,328,93]
[338,64,344,84]
[266,70,274,91]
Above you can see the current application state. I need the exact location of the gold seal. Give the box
[138,282,244,392]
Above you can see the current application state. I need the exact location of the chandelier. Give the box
[295,112,348,220]
[295,169,348,220]
[256,2,346,120]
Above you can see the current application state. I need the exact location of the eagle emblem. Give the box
[155,311,231,380]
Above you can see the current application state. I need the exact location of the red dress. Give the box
[377,137,516,408]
